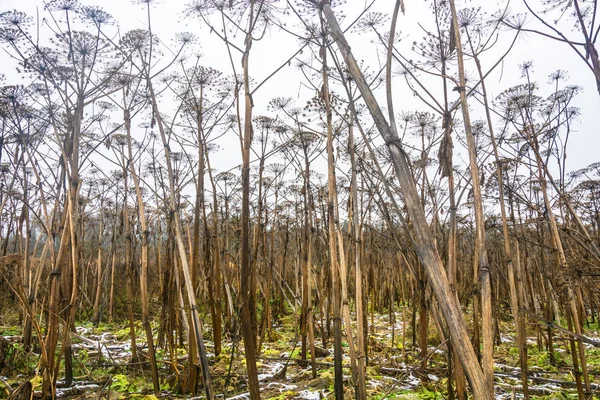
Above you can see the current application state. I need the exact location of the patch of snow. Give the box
[55,383,101,398]
[401,372,420,389]
[297,389,322,399]
[226,392,250,399]
[368,379,384,390]
[500,334,514,343]
[266,381,297,391]
[258,362,285,381]
[100,333,117,342]
[76,326,90,335]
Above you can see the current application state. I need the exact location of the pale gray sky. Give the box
[1,0,598,185]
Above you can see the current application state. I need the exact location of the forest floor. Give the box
[1,310,599,399]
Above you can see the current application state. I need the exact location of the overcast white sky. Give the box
[1,0,598,183]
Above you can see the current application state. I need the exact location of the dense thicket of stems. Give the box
[1,1,599,399]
